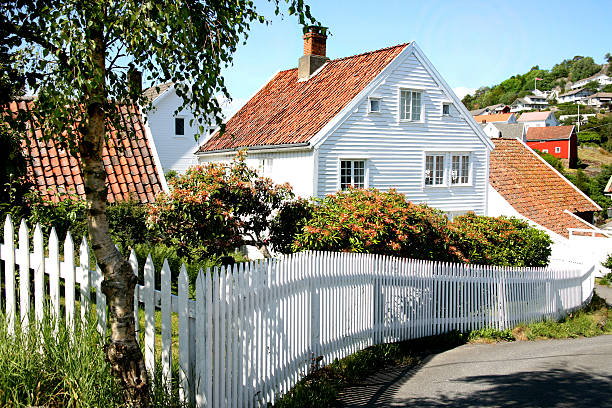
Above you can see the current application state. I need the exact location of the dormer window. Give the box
[369,97,381,113]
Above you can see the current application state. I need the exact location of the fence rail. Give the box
[0,216,596,407]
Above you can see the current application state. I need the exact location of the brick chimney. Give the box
[298,26,329,80]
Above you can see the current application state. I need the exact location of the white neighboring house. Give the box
[582,92,612,110]
[510,94,549,112]
[570,70,612,90]
[196,27,493,218]
[481,122,525,141]
[557,88,594,104]
[143,82,208,174]
[517,111,559,130]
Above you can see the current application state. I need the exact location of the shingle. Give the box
[526,126,574,141]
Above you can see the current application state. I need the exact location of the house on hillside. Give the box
[481,122,525,141]
[510,94,549,112]
[473,113,517,124]
[557,88,594,104]
[196,26,493,217]
[570,70,612,90]
[605,176,612,199]
[517,111,559,130]
[143,82,209,174]
[469,104,510,116]
[525,126,577,168]
[488,137,609,271]
[9,99,168,203]
[582,92,612,110]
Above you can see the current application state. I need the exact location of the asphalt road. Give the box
[341,335,612,408]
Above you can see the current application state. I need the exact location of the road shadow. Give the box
[393,366,612,408]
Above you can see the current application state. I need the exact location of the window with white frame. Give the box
[542,149,548,153]
[451,154,470,184]
[442,103,451,116]
[425,152,472,187]
[340,160,365,190]
[425,154,445,185]
[400,89,422,121]
[259,158,273,175]
[555,146,561,153]
[368,97,381,113]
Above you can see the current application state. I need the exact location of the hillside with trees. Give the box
[462,54,611,110]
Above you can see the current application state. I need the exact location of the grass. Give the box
[276,294,612,407]
[0,311,186,407]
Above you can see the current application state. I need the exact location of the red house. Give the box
[525,125,578,168]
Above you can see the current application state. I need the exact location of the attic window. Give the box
[175,117,185,136]
[442,103,451,116]
[400,89,422,121]
[369,97,381,113]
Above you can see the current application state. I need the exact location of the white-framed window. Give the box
[340,160,366,190]
[400,89,422,121]
[259,158,273,176]
[368,97,381,113]
[424,152,472,187]
[555,146,561,153]
[175,117,185,136]
[451,154,470,185]
[442,102,451,116]
[542,149,549,153]
[425,154,445,185]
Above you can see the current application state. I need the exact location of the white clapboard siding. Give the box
[0,218,598,407]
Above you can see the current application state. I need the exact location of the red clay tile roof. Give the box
[473,113,513,123]
[9,100,164,204]
[489,138,600,238]
[197,43,409,153]
[526,125,575,141]
[517,111,554,122]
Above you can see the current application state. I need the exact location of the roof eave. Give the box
[196,142,312,156]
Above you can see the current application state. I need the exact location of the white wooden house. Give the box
[557,88,594,104]
[143,83,208,174]
[196,27,493,217]
[570,71,612,90]
[517,111,559,130]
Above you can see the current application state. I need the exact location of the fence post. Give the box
[3,215,15,334]
[309,252,321,370]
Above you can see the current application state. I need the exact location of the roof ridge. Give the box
[277,42,411,73]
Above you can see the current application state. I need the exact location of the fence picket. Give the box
[143,255,155,378]
[48,228,60,324]
[161,259,172,391]
[18,219,30,329]
[64,232,76,328]
[3,215,15,333]
[33,224,45,324]
[178,264,191,404]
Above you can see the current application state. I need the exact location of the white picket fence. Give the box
[0,215,596,407]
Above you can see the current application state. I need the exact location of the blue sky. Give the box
[220,0,611,114]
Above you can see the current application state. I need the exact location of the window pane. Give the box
[411,92,421,121]
[175,118,185,135]
[400,91,408,119]
[434,155,444,184]
[341,161,351,190]
[370,99,380,112]
[425,156,433,185]
[353,161,365,188]
[443,104,450,115]
[451,155,460,184]
[461,155,469,184]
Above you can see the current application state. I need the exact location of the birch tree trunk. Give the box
[79,20,149,408]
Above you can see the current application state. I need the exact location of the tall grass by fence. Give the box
[0,215,596,407]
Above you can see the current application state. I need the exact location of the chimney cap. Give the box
[303,25,328,36]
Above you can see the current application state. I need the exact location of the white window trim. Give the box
[555,146,561,153]
[368,97,382,114]
[338,158,369,191]
[422,151,474,189]
[398,88,425,123]
[174,116,186,138]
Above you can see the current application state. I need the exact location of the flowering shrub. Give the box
[449,213,552,267]
[292,189,466,262]
[147,151,294,259]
